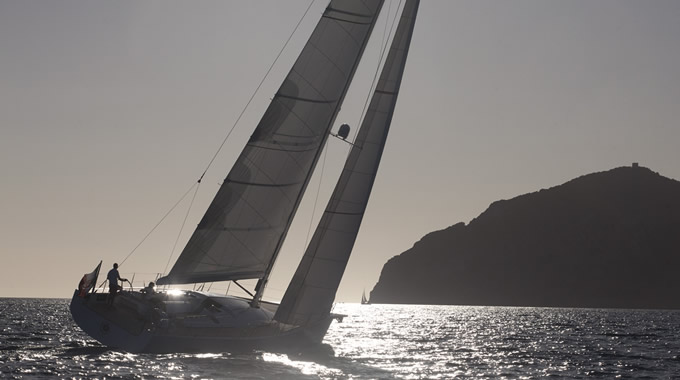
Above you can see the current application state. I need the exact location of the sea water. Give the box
[1,299,679,379]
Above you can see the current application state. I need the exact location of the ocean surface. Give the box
[1,299,679,379]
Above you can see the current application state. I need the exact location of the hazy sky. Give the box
[1,0,679,301]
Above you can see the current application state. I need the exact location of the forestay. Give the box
[157,0,385,286]
[275,0,420,326]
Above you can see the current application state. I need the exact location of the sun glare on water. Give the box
[261,353,342,378]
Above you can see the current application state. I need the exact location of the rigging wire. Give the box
[119,181,199,267]
[303,142,330,249]
[198,0,317,180]
[350,0,403,150]
[116,1,316,267]
[162,181,202,277]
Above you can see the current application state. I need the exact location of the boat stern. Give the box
[69,290,153,352]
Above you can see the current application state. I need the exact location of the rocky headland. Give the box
[370,165,680,309]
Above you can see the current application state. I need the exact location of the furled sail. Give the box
[158,0,385,286]
[275,0,420,326]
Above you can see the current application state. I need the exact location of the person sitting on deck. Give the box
[142,281,166,311]
[142,281,156,297]
[106,263,127,306]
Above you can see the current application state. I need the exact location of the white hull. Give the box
[69,289,337,353]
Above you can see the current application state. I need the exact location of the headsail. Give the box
[275,0,420,326]
[158,0,385,286]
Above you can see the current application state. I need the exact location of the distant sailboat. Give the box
[361,290,370,305]
[70,0,419,353]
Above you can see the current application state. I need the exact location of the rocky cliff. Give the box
[370,166,680,309]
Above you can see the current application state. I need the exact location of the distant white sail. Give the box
[158,0,385,286]
[275,0,420,326]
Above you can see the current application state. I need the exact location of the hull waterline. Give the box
[69,290,337,353]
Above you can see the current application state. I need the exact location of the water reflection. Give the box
[2,299,680,379]
[326,303,680,378]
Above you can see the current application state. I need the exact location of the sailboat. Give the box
[70,0,419,353]
[361,290,370,305]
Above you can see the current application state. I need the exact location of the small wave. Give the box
[24,336,51,343]
[26,345,53,351]
[600,332,659,339]
[59,346,111,356]
[452,347,476,353]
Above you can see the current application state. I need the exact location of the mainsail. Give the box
[275,0,420,326]
[158,0,385,286]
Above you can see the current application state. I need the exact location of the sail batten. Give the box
[277,94,336,104]
[157,0,386,287]
[225,180,303,188]
[275,0,420,326]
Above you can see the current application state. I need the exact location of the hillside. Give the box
[370,165,680,309]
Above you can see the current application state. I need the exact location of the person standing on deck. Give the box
[106,263,127,306]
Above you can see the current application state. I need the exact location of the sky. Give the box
[1,0,679,302]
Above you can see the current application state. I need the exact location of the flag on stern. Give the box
[78,261,102,297]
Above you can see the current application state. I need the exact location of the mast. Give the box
[156,1,385,306]
[250,0,387,306]
[275,0,420,326]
